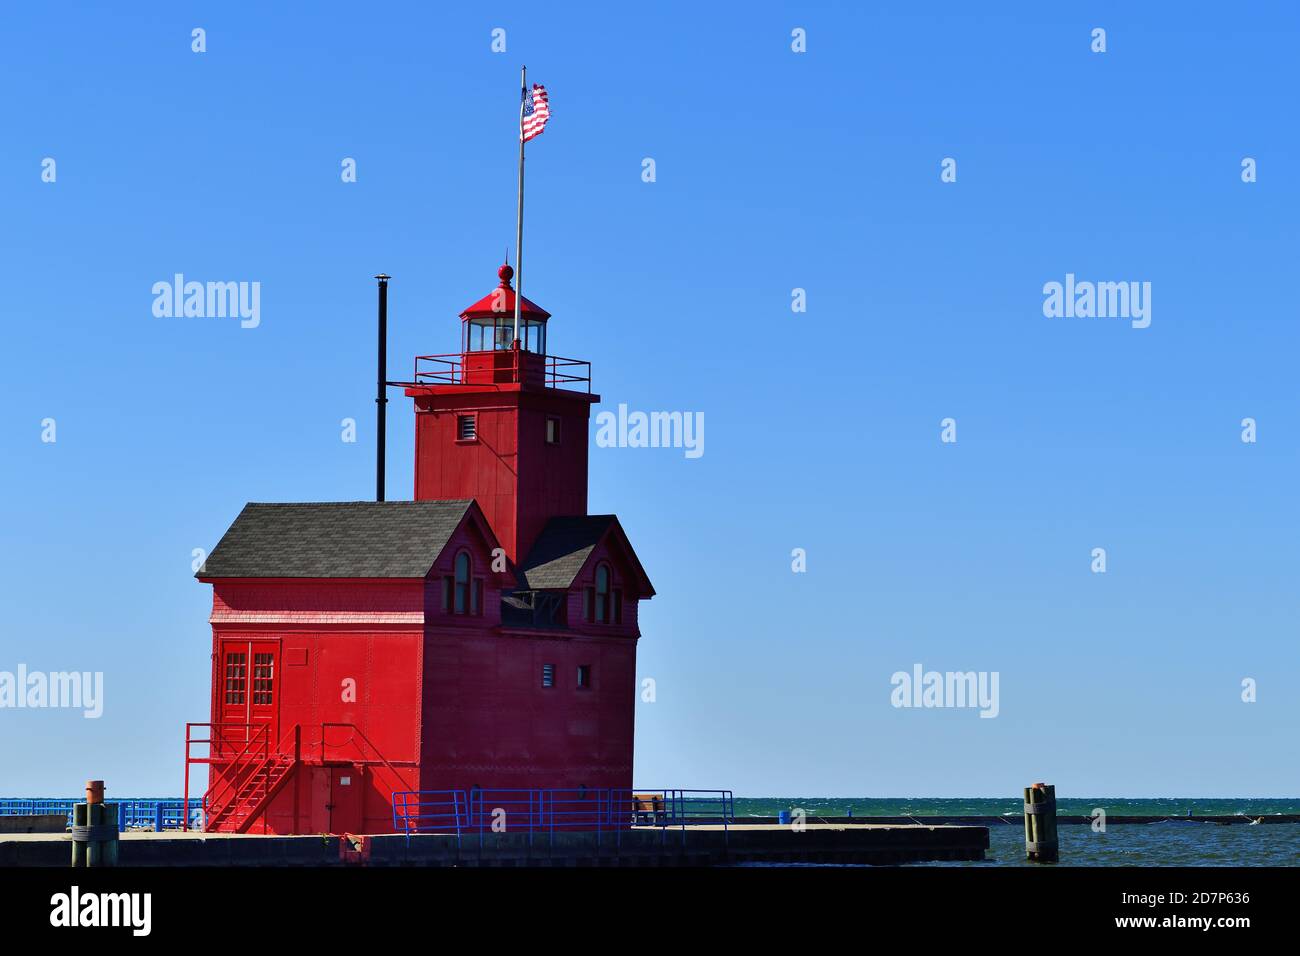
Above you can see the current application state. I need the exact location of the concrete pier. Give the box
[0,815,66,835]
[735,814,1300,826]
[0,823,988,867]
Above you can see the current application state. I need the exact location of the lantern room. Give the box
[460,263,550,355]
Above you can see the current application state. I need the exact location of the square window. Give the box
[542,663,555,688]
[577,665,592,689]
[457,414,477,441]
[546,417,561,444]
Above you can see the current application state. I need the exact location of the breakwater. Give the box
[0,823,989,867]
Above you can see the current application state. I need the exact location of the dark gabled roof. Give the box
[197,500,476,579]
[517,515,655,596]
[517,516,616,589]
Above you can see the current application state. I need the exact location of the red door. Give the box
[309,766,363,834]
[331,767,362,833]
[310,768,332,833]
[218,640,279,751]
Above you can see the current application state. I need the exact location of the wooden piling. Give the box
[1023,782,1058,863]
[87,801,102,867]
[102,803,119,866]
[71,803,86,867]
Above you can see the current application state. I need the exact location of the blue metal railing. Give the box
[467,788,611,831]
[0,798,202,832]
[5,789,734,840]
[391,790,464,846]
[390,788,734,844]
[465,788,615,844]
[612,789,736,829]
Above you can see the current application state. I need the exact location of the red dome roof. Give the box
[459,263,551,321]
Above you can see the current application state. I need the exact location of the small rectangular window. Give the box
[542,663,555,688]
[546,416,561,444]
[457,414,477,441]
[224,653,247,705]
[253,653,275,705]
[577,665,591,689]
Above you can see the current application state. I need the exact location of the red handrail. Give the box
[184,720,404,832]
[318,722,408,797]
[409,352,591,391]
[204,727,268,820]
[184,722,269,830]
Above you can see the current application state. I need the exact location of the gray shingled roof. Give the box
[198,500,474,578]
[517,515,619,590]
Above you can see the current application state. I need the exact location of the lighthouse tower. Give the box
[409,263,595,564]
[190,264,654,835]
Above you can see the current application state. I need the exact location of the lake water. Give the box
[733,798,1300,866]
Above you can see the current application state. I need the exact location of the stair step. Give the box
[205,755,298,831]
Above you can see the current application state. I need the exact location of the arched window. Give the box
[454,551,471,614]
[584,562,624,625]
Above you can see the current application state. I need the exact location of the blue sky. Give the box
[2,1,1298,797]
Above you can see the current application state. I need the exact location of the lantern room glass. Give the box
[464,316,547,354]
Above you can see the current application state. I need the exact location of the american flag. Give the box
[521,83,550,143]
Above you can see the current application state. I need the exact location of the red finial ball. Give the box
[498,263,514,286]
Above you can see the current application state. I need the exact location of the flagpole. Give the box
[513,65,526,348]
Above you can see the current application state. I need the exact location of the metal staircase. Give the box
[184,723,301,833]
[206,751,297,833]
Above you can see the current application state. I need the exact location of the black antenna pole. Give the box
[374,274,390,502]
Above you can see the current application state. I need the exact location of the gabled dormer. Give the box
[509,515,654,634]
[425,500,516,627]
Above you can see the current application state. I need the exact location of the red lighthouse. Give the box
[186,266,654,835]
